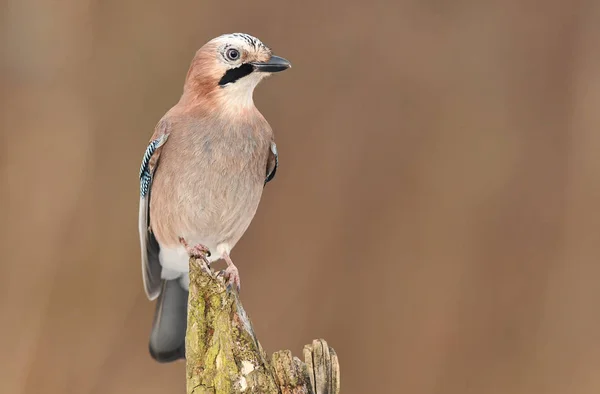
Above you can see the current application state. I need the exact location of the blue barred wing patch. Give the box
[139,139,159,197]
[139,135,168,197]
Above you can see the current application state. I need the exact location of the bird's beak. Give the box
[251,55,291,73]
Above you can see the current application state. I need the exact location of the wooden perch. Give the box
[186,256,340,394]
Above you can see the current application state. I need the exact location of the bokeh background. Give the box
[2,1,600,393]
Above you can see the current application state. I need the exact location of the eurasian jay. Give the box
[138,33,290,362]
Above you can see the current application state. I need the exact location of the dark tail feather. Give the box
[148,279,188,363]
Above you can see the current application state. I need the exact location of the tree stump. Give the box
[186,256,340,394]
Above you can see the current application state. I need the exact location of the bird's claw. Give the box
[179,237,211,268]
[217,265,241,292]
[190,245,210,259]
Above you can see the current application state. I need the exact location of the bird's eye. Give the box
[226,48,240,61]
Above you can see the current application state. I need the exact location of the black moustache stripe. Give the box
[218,64,254,86]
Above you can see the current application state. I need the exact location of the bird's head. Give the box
[182,33,291,109]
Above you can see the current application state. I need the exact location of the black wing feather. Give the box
[265,141,278,185]
[139,132,169,300]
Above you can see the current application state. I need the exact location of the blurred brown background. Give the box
[2,0,600,393]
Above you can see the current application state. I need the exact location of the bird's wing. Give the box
[265,140,278,185]
[139,119,170,300]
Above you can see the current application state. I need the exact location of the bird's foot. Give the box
[189,244,211,259]
[178,237,211,264]
[217,252,241,292]
[221,265,241,292]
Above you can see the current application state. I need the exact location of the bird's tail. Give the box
[148,279,188,363]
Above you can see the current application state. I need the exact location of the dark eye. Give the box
[226,48,240,61]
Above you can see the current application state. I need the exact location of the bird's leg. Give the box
[178,237,211,266]
[219,252,241,292]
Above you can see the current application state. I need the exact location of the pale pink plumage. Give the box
[138,33,289,363]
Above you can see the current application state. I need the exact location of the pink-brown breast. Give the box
[149,110,272,254]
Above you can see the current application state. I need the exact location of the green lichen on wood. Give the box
[185,257,279,394]
[272,350,313,394]
[185,256,340,394]
[185,258,238,393]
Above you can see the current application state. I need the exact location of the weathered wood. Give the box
[186,256,340,394]
[304,340,340,394]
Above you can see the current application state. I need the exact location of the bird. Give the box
[137,33,290,363]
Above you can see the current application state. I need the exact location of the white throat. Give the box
[220,72,266,110]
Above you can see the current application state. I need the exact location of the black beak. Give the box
[251,55,291,73]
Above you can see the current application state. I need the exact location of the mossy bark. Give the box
[185,257,340,394]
